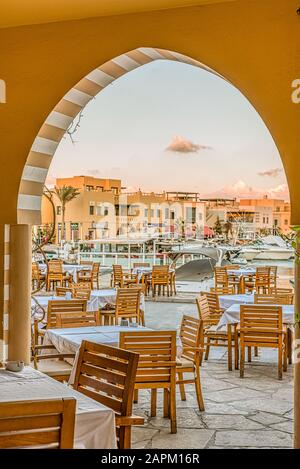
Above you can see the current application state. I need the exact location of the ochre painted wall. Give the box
[0,0,299,224]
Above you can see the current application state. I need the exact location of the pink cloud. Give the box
[203,180,290,201]
[258,168,283,178]
[165,136,212,154]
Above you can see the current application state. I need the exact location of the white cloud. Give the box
[203,180,290,200]
[165,136,212,154]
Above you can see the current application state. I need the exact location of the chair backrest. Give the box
[255,266,271,284]
[92,262,100,276]
[152,265,169,284]
[179,315,202,364]
[32,262,40,280]
[270,287,294,303]
[115,287,141,323]
[200,291,222,314]
[240,305,283,343]
[80,260,93,265]
[210,286,235,295]
[52,311,100,328]
[73,340,139,448]
[56,287,72,297]
[254,293,293,305]
[72,282,91,299]
[133,263,150,268]
[269,266,278,283]
[0,398,75,449]
[119,330,177,386]
[196,296,220,325]
[214,267,228,287]
[47,299,87,328]
[48,260,63,275]
[113,265,124,285]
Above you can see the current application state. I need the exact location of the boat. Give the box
[239,235,294,261]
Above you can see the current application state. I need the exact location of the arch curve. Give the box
[17,47,226,225]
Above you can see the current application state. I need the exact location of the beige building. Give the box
[41,176,206,242]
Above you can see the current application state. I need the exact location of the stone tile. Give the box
[151,428,215,449]
[202,414,263,430]
[215,430,292,448]
[207,387,266,403]
[247,412,288,426]
[230,398,293,415]
[270,420,294,434]
[202,377,238,392]
[198,402,250,416]
[132,427,160,449]
[149,408,205,429]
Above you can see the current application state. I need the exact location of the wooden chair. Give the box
[51,311,100,328]
[214,267,229,290]
[46,260,72,291]
[200,291,224,314]
[254,293,293,305]
[151,265,170,297]
[47,299,87,329]
[255,267,271,294]
[0,398,75,448]
[32,345,75,382]
[99,287,141,326]
[73,340,143,449]
[112,264,138,288]
[269,266,278,289]
[176,315,205,411]
[210,286,235,295]
[196,296,237,364]
[270,287,294,302]
[32,262,45,290]
[79,260,94,266]
[72,282,92,300]
[56,286,73,297]
[78,262,100,289]
[239,305,287,379]
[120,330,177,434]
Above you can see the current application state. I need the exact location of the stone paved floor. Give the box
[131,301,294,449]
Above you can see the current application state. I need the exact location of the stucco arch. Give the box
[17,47,227,225]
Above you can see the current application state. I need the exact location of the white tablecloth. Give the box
[0,367,116,449]
[227,268,256,278]
[40,264,92,282]
[219,294,255,310]
[217,303,294,330]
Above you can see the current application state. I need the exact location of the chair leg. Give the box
[254,346,258,357]
[134,389,139,404]
[234,328,239,370]
[283,336,288,372]
[119,426,132,449]
[169,384,177,434]
[240,343,245,378]
[288,328,293,364]
[177,372,186,401]
[204,338,210,360]
[247,347,252,363]
[195,368,205,412]
[278,345,283,380]
[163,389,170,418]
[151,389,157,417]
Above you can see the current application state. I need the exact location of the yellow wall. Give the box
[0,0,299,226]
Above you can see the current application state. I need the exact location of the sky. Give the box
[48,60,289,200]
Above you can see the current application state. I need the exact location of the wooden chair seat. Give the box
[176,357,194,368]
[205,324,228,335]
[31,359,73,378]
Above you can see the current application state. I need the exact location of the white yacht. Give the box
[239,235,294,261]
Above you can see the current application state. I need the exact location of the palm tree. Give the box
[54,185,80,241]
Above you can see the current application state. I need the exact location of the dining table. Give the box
[0,366,117,449]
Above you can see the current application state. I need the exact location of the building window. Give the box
[198,213,203,221]
[165,208,169,219]
[284,219,289,225]
[144,209,148,217]
[89,205,94,215]
[157,209,161,218]
[86,185,94,191]
[96,186,104,192]
[263,217,265,224]
[96,204,102,216]
[111,187,119,194]
[56,206,61,215]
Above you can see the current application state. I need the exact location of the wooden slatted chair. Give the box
[270,287,294,302]
[200,291,224,315]
[254,293,293,305]
[52,311,100,329]
[269,266,278,289]
[32,262,46,290]
[99,287,141,326]
[210,286,235,295]
[225,265,241,294]
[46,260,72,291]
[239,305,287,379]
[0,398,75,449]
[176,315,205,411]
[151,265,170,297]
[214,267,229,290]
[47,299,87,329]
[112,264,138,288]
[73,340,143,449]
[56,286,73,297]
[255,266,271,294]
[78,262,100,289]
[119,330,177,434]
[32,345,75,382]
[196,296,236,362]
[72,282,92,300]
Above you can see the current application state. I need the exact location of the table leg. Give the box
[228,324,232,371]
[234,324,239,370]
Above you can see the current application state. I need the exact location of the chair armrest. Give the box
[115,415,144,427]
